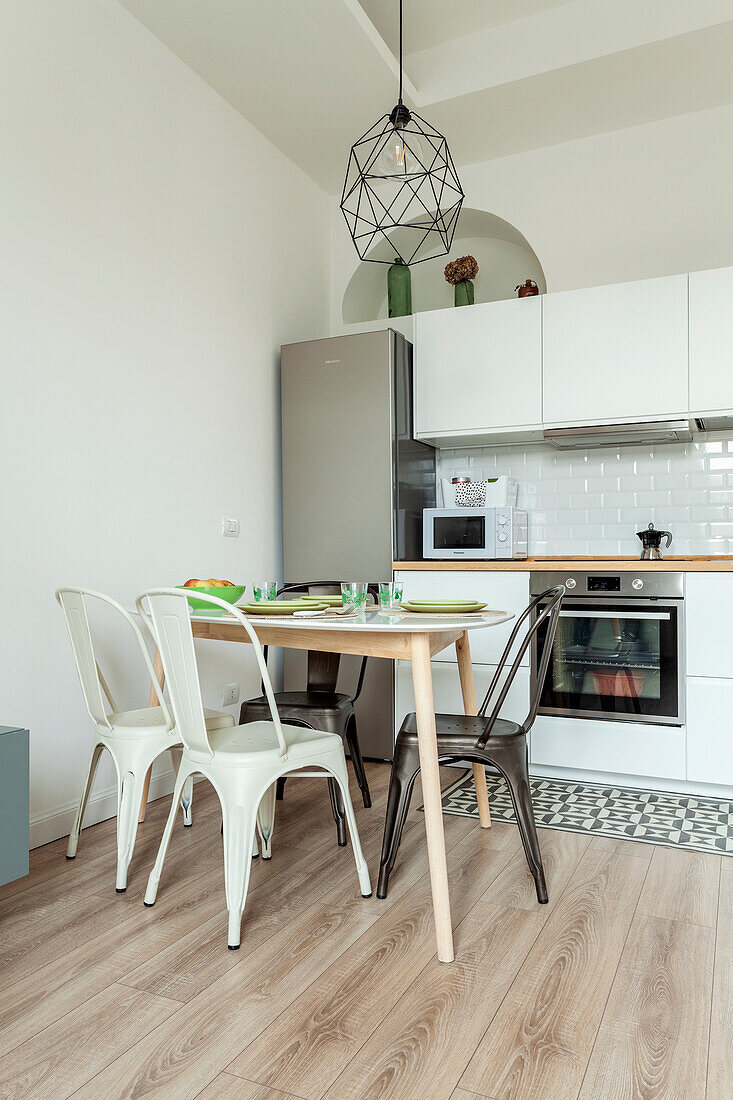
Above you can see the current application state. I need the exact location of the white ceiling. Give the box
[358,0,579,54]
[117,0,733,194]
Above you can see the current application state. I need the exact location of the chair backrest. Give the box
[55,587,171,731]
[475,585,565,749]
[137,588,289,760]
[276,581,377,698]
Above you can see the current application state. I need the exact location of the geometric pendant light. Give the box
[340,0,464,265]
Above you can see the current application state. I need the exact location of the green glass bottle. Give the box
[387,258,412,317]
[454,279,475,307]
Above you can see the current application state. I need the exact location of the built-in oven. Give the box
[531,571,684,726]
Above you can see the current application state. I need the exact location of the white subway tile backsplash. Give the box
[635,490,670,508]
[587,476,619,492]
[608,491,638,510]
[620,476,651,492]
[637,457,671,475]
[690,472,724,489]
[436,432,733,556]
[670,455,706,473]
[653,473,687,490]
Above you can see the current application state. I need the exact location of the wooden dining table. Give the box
[140,605,512,963]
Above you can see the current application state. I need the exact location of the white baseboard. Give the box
[528,762,733,800]
[29,768,177,849]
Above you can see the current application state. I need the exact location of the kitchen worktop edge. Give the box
[394,557,733,572]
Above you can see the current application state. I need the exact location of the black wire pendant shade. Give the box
[340,1,463,266]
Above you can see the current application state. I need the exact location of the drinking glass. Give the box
[341,581,368,610]
[378,581,404,609]
[252,580,277,602]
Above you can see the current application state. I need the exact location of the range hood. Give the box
[694,415,733,432]
[543,419,695,450]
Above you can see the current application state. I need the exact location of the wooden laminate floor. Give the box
[0,762,729,1099]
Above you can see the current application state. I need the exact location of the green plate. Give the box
[177,584,246,610]
[241,601,328,616]
[298,595,343,606]
[401,600,487,614]
[407,598,484,606]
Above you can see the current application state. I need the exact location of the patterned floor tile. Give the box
[435,771,733,856]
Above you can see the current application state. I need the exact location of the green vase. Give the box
[454,279,475,307]
[387,258,412,318]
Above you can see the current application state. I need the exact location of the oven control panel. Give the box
[530,571,684,599]
[587,575,621,592]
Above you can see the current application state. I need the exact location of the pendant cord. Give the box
[398,0,403,105]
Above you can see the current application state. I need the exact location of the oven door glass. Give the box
[535,600,682,723]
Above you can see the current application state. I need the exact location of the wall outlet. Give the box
[221,682,239,707]
[221,516,240,537]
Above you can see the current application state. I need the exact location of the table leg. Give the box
[455,632,491,829]
[411,632,454,964]
[138,647,165,823]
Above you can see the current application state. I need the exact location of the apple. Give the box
[182,577,237,588]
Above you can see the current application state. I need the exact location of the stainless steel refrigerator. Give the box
[281,329,435,759]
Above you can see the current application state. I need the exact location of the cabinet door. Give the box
[414,297,542,436]
[530,715,686,780]
[0,726,29,887]
[687,678,733,785]
[395,570,530,664]
[686,574,733,678]
[543,275,688,425]
[689,267,733,414]
[396,662,530,738]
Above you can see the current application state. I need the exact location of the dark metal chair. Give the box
[376,585,565,901]
[239,582,374,848]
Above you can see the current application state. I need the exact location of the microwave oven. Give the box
[422,507,528,560]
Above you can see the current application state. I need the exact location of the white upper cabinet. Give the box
[689,266,733,415]
[414,296,542,444]
[542,275,689,426]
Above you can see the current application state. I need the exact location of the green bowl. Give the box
[177,584,246,610]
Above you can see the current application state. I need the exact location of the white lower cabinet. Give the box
[395,570,530,666]
[395,661,530,741]
[686,573,733,678]
[687,678,733,785]
[530,715,686,781]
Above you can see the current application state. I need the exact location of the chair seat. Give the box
[207,720,342,764]
[399,711,523,749]
[242,691,353,716]
[106,706,234,738]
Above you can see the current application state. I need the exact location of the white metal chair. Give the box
[56,587,235,891]
[137,588,372,949]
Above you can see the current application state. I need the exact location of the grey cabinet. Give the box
[0,725,29,887]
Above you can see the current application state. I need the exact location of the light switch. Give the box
[221,516,240,537]
[221,683,239,706]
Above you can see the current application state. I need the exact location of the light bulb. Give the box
[374,122,427,179]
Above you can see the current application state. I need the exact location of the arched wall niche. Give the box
[341,207,547,324]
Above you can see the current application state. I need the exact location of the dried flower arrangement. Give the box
[444,254,479,285]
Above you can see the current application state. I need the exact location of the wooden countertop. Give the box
[394,557,733,572]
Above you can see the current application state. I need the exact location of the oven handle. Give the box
[559,609,671,621]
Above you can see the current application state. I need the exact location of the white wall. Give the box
[458,102,733,292]
[0,0,330,846]
[331,101,733,317]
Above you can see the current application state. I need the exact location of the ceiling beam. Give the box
[339,0,420,104]
[407,0,733,106]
